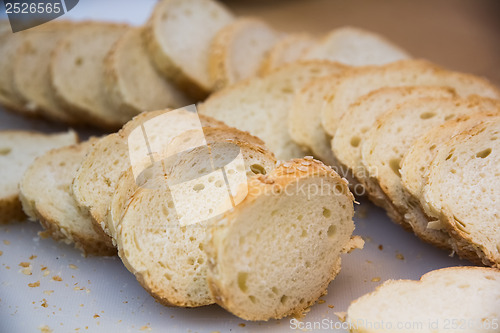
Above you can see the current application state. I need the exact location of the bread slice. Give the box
[259,33,316,75]
[0,31,30,114]
[72,108,227,238]
[50,22,129,128]
[12,21,79,123]
[422,118,500,267]
[361,96,500,249]
[347,266,500,332]
[401,111,500,202]
[303,26,409,66]
[0,130,78,224]
[144,0,234,97]
[19,139,115,256]
[199,61,347,160]
[115,129,277,307]
[288,72,348,166]
[332,86,456,191]
[103,27,190,124]
[206,159,356,320]
[208,18,282,90]
[321,59,500,137]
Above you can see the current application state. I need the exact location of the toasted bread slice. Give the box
[19,139,115,256]
[72,108,227,239]
[0,130,78,224]
[347,267,500,332]
[103,27,190,123]
[423,118,500,267]
[259,33,316,75]
[50,22,129,128]
[321,59,500,137]
[401,111,500,202]
[199,61,346,160]
[303,26,409,65]
[361,96,500,249]
[12,21,79,123]
[206,159,356,320]
[144,0,234,97]
[209,18,282,90]
[115,128,277,307]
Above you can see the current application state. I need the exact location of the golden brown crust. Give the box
[0,194,27,224]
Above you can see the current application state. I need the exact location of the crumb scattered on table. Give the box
[378,244,383,251]
[0,251,3,256]
[52,276,62,282]
[69,264,78,270]
[334,311,347,322]
[3,240,10,245]
[43,290,54,295]
[371,277,381,282]
[318,299,325,304]
[93,314,100,319]
[28,281,40,288]
[41,299,48,308]
[29,255,37,260]
[328,304,334,309]
[38,325,52,333]
[238,323,246,327]
[396,253,405,260]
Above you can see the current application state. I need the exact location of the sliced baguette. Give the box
[321,59,500,137]
[361,96,500,249]
[208,18,282,90]
[103,27,190,123]
[0,130,78,224]
[206,159,356,320]
[347,266,500,333]
[19,139,115,256]
[423,118,500,267]
[13,21,79,123]
[115,129,277,307]
[199,61,347,160]
[72,108,227,239]
[259,33,316,75]
[50,22,129,128]
[144,0,234,97]
[303,26,409,66]
[401,111,500,202]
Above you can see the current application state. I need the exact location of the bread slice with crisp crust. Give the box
[13,21,79,123]
[72,108,227,239]
[347,266,500,333]
[423,118,500,267]
[199,61,347,160]
[259,33,316,75]
[115,128,277,307]
[303,26,409,66]
[0,130,78,224]
[361,96,500,249]
[50,22,129,128]
[206,159,357,320]
[321,59,500,137]
[208,18,283,90]
[103,27,190,123]
[19,139,115,256]
[401,111,500,203]
[144,0,234,98]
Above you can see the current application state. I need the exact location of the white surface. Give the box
[0,1,472,332]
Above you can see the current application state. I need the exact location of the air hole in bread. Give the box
[297,215,303,221]
[389,158,401,177]
[198,168,207,174]
[305,261,311,268]
[476,148,492,158]
[429,144,437,151]
[280,295,288,304]
[187,257,195,265]
[420,112,436,119]
[249,295,257,303]
[250,164,266,175]
[444,114,455,121]
[271,287,279,295]
[193,183,205,192]
[227,169,235,174]
[74,57,83,66]
[335,184,343,194]
[300,229,307,237]
[458,284,470,289]
[323,208,331,218]
[164,273,172,281]
[450,169,456,174]
[350,136,361,148]
[215,180,224,188]
[237,272,248,293]
[327,225,337,238]
[167,201,174,208]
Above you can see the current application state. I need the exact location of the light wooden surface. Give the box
[225,0,500,85]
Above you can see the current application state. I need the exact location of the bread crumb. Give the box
[3,240,10,245]
[378,244,383,251]
[38,231,50,239]
[328,304,334,309]
[43,290,54,295]
[29,255,37,260]
[238,323,246,327]
[318,299,325,304]
[5,266,10,269]
[140,325,151,331]
[371,277,381,282]
[28,281,40,288]
[43,270,50,277]
[21,266,33,275]
[93,314,100,319]
[334,311,347,322]
[19,262,30,267]
[41,299,48,308]
[69,264,78,270]
[38,325,52,333]
[396,253,405,260]
[41,266,47,271]
[0,251,3,256]
[52,276,62,282]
